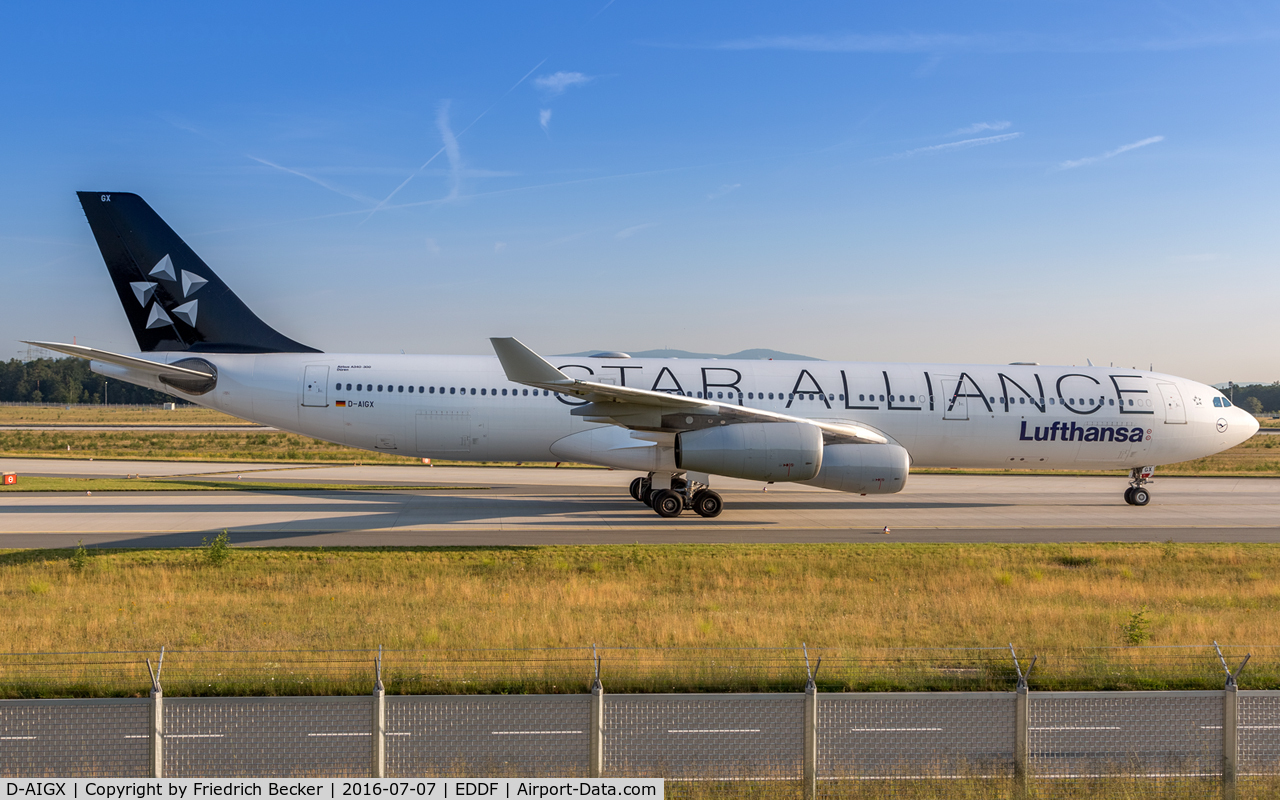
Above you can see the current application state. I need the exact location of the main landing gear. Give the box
[629,473,723,519]
[1124,466,1155,506]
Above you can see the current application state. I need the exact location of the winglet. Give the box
[490,338,575,385]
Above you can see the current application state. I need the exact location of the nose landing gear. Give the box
[630,473,723,518]
[1124,466,1154,506]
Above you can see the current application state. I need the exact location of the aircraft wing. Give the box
[22,341,216,380]
[490,337,886,445]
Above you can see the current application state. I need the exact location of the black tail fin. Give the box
[77,192,319,353]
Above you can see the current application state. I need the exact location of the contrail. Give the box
[361,58,548,223]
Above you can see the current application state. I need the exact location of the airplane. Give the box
[27,192,1260,518]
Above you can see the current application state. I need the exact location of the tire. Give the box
[641,487,653,507]
[629,477,644,502]
[1123,487,1135,505]
[692,490,723,518]
[1131,487,1151,506]
[652,489,684,518]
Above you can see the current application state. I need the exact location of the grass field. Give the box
[0,475,486,492]
[1,543,1276,696]
[0,404,252,425]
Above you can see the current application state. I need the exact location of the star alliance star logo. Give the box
[131,254,208,329]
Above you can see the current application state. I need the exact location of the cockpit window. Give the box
[1223,397,1233,407]
[1213,397,1222,407]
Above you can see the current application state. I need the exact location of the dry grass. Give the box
[0,476,483,492]
[1,543,1278,695]
[1160,431,1280,474]
[0,404,250,425]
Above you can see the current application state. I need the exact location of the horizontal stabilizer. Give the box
[23,341,214,380]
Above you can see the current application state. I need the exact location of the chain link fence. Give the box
[3,644,1276,698]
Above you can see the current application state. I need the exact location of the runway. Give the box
[1,457,1277,548]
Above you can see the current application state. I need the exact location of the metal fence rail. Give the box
[5,689,1280,797]
[3,644,1276,695]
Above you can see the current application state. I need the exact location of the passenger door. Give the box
[938,376,968,420]
[1158,383,1186,424]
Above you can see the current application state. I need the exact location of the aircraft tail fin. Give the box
[76,192,319,353]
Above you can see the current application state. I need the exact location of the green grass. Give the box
[0,476,488,492]
[1,543,1277,697]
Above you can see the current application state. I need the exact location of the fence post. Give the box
[372,647,386,779]
[146,651,164,779]
[589,646,604,778]
[1215,642,1250,800]
[1010,645,1034,799]
[1224,683,1237,800]
[803,645,820,800]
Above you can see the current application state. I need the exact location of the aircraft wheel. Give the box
[652,489,684,518]
[640,488,653,507]
[1131,487,1151,506]
[629,477,644,502]
[1123,487,1136,505]
[692,490,723,518]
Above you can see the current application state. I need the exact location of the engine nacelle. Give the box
[677,422,822,482]
[800,443,910,494]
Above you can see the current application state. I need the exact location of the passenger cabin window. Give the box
[346,384,352,391]
[398,385,404,392]
[450,388,456,395]
[377,385,383,392]
[357,384,363,391]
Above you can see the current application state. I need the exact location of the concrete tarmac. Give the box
[1,457,1277,548]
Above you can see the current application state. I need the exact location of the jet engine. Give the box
[800,443,910,494]
[677,422,823,482]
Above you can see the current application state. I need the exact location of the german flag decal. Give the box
[336,400,346,407]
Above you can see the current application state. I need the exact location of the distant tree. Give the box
[0,357,188,405]
[1246,396,1264,415]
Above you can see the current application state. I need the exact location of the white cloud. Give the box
[949,121,1011,136]
[435,101,464,200]
[882,132,1022,160]
[539,109,552,132]
[616,223,657,239]
[707,183,741,200]
[534,71,593,96]
[1057,135,1164,170]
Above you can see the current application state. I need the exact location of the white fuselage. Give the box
[93,352,1259,475]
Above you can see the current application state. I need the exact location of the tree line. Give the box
[1231,383,1280,416]
[0,357,185,405]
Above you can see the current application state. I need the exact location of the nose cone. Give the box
[1225,406,1260,447]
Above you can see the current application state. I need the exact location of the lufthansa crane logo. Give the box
[1217,418,1229,433]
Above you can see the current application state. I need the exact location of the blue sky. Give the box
[1,2,1277,383]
